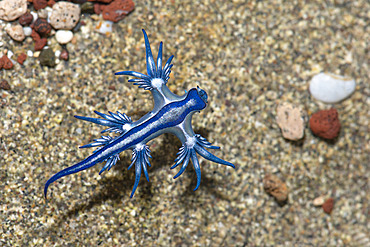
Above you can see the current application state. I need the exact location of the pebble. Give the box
[276,102,306,141]
[309,72,356,103]
[312,195,326,206]
[94,0,114,3]
[7,50,14,59]
[95,20,113,35]
[60,49,69,61]
[18,12,34,26]
[33,18,52,36]
[31,30,48,51]
[102,0,135,22]
[5,24,26,42]
[17,53,27,65]
[55,30,74,45]
[0,79,11,90]
[322,198,334,214]
[49,2,81,30]
[30,11,38,23]
[0,55,14,69]
[35,38,48,51]
[309,108,341,140]
[33,0,48,11]
[0,0,27,21]
[263,174,288,203]
[94,3,104,15]
[39,48,55,67]
[80,2,95,14]
[23,27,33,36]
[37,8,49,19]
[27,50,33,57]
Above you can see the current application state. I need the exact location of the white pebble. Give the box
[50,2,80,30]
[0,0,27,21]
[37,8,48,19]
[30,11,38,23]
[46,6,53,22]
[95,20,113,35]
[27,50,33,57]
[55,50,61,57]
[5,24,26,42]
[55,30,73,45]
[309,72,356,103]
[23,26,32,36]
[7,50,14,58]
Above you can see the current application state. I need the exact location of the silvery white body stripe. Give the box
[88,99,197,165]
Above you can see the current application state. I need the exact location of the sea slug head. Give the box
[196,86,208,104]
[185,87,208,112]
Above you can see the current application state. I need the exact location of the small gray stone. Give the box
[309,72,356,103]
[276,102,307,141]
[0,0,27,21]
[39,48,56,67]
[49,2,81,30]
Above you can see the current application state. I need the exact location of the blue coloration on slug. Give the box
[44,29,235,198]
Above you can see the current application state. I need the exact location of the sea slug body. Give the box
[44,29,235,198]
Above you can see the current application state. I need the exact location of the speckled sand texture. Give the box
[1,1,369,246]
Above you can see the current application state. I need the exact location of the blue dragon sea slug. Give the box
[44,29,235,198]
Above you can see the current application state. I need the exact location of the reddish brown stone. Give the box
[35,38,47,51]
[19,12,34,26]
[31,29,40,41]
[102,0,135,22]
[0,57,3,69]
[309,109,341,140]
[17,53,27,65]
[60,49,69,61]
[31,29,47,51]
[33,18,52,36]
[47,0,56,7]
[94,3,104,15]
[0,80,11,90]
[322,198,334,214]
[1,56,13,70]
[33,0,48,10]
[89,0,113,3]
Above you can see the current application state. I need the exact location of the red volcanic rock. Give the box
[322,198,334,214]
[19,12,34,26]
[60,49,69,61]
[102,0,135,22]
[17,53,27,65]
[35,38,47,51]
[31,29,40,41]
[94,3,104,15]
[33,18,52,36]
[89,0,113,3]
[47,0,56,7]
[1,55,13,70]
[309,109,341,140]
[33,0,48,10]
[31,29,48,51]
